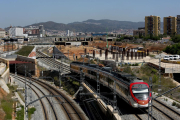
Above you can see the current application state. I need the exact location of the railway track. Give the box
[134,99,180,120]
[36,50,70,73]
[11,74,57,120]
[12,73,88,120]
[152,99,180,120]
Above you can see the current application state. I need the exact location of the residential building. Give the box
[9,27,27,37]
[164,16,177,35]
[177,15,180,35]
[0,28,6,37]
[133,27,145,37]
[39,25,45,37]
[145,15,160,36]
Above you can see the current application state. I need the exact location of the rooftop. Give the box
[0,28,5,31]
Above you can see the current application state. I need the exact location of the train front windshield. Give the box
[132,88,148,100]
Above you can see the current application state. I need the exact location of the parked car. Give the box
[169,55,174,60]
[163,56,170,60]
[173,55,179,60]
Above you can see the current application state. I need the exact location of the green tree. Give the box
[171,35,180,43]
[134,36,139,40]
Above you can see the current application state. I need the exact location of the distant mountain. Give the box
[7,19,163,32]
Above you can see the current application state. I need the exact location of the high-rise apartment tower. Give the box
[145,15,160,36]
[164,16,177,35]
[177,15,180,35]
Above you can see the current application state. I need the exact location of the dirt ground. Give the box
[56,45,100,60]
[56,40,168,61]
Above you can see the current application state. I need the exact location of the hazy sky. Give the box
[0,0,180,28]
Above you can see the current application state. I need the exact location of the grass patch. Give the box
[1,99,13,119]
[149,54,155,58]
[123,66,133,75]
[28,107,36,120]
[16,105,24,120]
[15,46,34,56]
[0,84,17,119]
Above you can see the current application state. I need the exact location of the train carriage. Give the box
[70,62,151,108]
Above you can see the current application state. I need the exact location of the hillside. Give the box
[25,19,147,32]
[6,19,163,32]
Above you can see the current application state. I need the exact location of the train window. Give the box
[91,71,96,76]
[108,78,113,85]
[132,88,148,100]
[88,70,91,74]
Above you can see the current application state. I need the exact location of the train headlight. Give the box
[133,103,138,107]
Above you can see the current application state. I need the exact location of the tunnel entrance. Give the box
[173,73,180,82]
[10,64,15,73]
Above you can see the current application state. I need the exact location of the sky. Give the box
[0,0,180,28]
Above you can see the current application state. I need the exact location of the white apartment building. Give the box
[0,28,5,37]
[9,27,27,37]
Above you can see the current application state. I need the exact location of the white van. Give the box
[163,56,170,60]
[173,55,179,60]
[169,55,174,60]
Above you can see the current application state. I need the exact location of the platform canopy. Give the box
[9,61,32,64]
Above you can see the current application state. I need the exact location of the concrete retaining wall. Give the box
[0,57,10,93]
[1,68,9,84]
[0,57,9,68]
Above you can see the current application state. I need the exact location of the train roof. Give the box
[71,62,143,83]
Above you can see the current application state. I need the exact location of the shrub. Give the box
[28,107,36,119]
[152,69,157,74]
[163,43,180,54]
[172,101,177,106]
[152,74,158,83]
[123,66,132,74]
[16,106,24,120]
[176,103,180,108]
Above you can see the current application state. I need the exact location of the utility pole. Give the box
[59,65,61,89]
[53,46,55,68]
[97,72,100,97]
[148,77,153,120]
[80,70,84,100]
[15,63,17,75]
[113,81,117,113]
[97,59,100,97]
[24,65,28,120]
[158,55,161,93]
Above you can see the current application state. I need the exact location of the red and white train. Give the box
[70,62,151,108]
